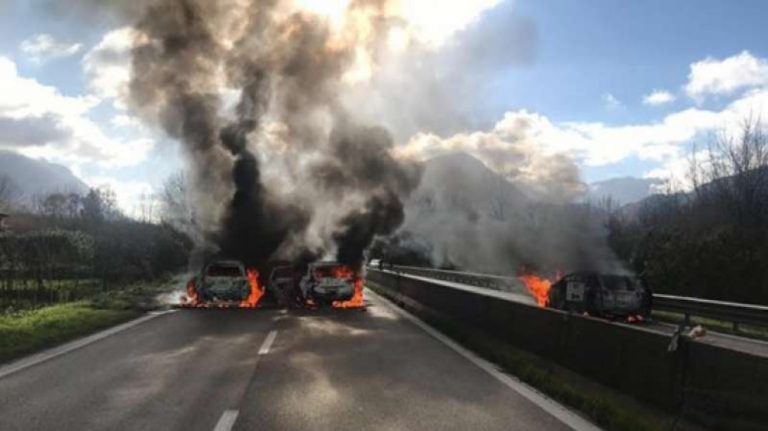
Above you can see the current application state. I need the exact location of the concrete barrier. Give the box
[367,269,768,430]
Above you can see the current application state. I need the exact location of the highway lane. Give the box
[0,292,594,431]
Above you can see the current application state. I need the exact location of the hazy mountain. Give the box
[409,152,530,219]
[398,152,623,274]
[0,151,89,204]
[586,177,662,206]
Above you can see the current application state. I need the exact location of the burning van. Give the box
[547,272,652,319]
[299,262,358,306]
[185,260,263,308]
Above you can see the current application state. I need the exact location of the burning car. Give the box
[546,272,652,319]
[268,264,302,306]
[299,261,363,307]
[185,260,263,308]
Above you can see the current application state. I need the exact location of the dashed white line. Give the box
[259,330,278,355]
[213,410,239,431]
[367,288,602,431]
[0,310,175,380]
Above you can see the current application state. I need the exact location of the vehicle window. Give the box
[600,276,637,291]
[206,265,243,277]
[566,280,586,301]
[314,266,339,278]
[313,265,354,279]
[271,267,293,279]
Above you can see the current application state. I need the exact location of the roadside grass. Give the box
[0,302,138,364]
[367,283,704,431]
[0,278,179,364]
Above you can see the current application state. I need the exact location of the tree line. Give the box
[605,119,768,304]
[0,186,192,310]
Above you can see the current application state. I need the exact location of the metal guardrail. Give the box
[653,294,768,329]
[371,264,768,329]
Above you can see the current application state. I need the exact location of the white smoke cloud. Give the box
[396,111,585,202]
[82,27,137,109]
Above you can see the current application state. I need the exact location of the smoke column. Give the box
[119,0,422,267]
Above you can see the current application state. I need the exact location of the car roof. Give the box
[564,271,635,278]
[206,260,243,267]
[311,261,341,267]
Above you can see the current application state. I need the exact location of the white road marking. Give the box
[0,310,176,381]
[367,289,603,431]
[259,330,278,355]
[213,410,239,431]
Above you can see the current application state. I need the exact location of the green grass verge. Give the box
[368,283,704,431]
[0,302,139,364]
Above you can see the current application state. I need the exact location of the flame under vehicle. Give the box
[547,272,652,319]
[186,260,263,308]
[299,262,357,305]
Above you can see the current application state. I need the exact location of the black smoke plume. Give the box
[115,0,420,267]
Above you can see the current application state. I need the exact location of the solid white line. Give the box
[367,289,602,431]
[0,310,175,380]
[258,330,278,355]
[213,410,239,431]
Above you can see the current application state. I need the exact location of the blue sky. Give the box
[1,0,768,210]
[489,0,768,125]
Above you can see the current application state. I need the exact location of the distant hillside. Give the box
[407,152,530,219]
[586,177,662,206]
[0,151,89,204]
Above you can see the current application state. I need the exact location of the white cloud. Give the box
[20,34,83,63]
[602,93,622,110]
[0,56,154,169]
[82,27,136,108]
[395,0,503,47]
[398,85,768,192]
[643,89,676,106]
[685,51,768,100]
[82,175,156,218]
[295,0,502,48]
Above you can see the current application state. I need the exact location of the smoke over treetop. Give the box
[397,111,587,203]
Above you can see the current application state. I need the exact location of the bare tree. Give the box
[81,187,121,222]
[0,174,22,209]
[690,117,768,227]
[160,171,196,233]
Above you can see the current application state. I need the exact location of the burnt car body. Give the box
[193,260,252,305]
[299,261,355,305]
[547,272,652,318]
[268,265,302,306]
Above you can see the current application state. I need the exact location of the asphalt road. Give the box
[0,291,593,431]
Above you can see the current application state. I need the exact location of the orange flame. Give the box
[333,276,365,308]
[330,265,365,309]
[518,273,553,307]
[240,268,264,308]
[186,278,199,306]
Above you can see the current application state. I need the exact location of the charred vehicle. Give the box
[547,272,652,319]
[268,265,302,306]
[299,261,357,305]
[186,260,263,308]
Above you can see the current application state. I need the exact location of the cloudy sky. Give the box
[1,0,767,213]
